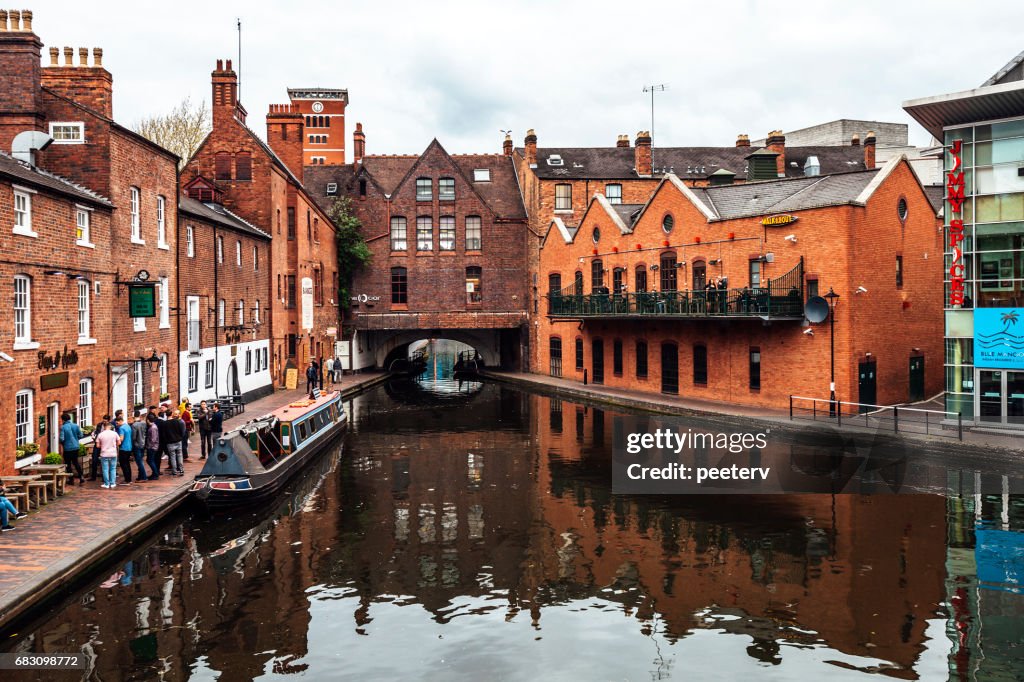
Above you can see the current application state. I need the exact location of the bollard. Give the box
[583,369,588,386]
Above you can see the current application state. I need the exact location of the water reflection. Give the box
[3,375,1024,680]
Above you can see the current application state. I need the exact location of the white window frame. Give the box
[159,276,170,328]
[188,362,199,393]
[13,187,37,237]
[439,177,455,201]
[186,224,195,257]
[130,187,143,244]
[217,236,224,264]
[160,354,168,396]
[555,184,572,212]
[439,216,456,251]
[245,349,252,375]
[76,205,94,247]
[465,216,482,251]
[605,184,623,205]
[254,300,260,324]
[77,279,96,343]
[13,274,37,349]
[218,299,225,327]
[473,168,490,182]
[237,299,245,325]
[15,389,33,448]
[253,245,259,271]
[49,121,85,144]
[134,360,144,405]
[156,195,168,249]
[236,240,242,266]
[204,360,215,388]
[78,378,92,426]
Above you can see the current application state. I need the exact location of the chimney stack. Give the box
[524,129,537,167]
[503,132,512,156]
[635,130,652,176]
[864,130,876,170]
[735,133,750,148]
[616,134,630,148]
[850,133,860,146]
[40,45,114,118]
[353,122,366,163]
[766,130,786,178]
[266,102,304,182]
[0,10,44,149]
[211,58,245,126]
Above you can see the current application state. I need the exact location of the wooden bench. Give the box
[3,491,29,514]
[55,471,74,494]
[26,481,49,508]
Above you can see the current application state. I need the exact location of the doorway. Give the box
[858,359,877,411]
[227,359,241,396]
[112,369,129,417]
[978,369,1024,426]
[591,339,604,385]
[47,402,60,455]
[909,355,925,402]
[661,342,679,394]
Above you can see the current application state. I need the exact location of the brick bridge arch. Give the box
[376,329,503,369]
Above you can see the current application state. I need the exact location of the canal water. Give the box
[4,341,1024,681]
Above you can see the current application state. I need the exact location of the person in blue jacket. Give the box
[59,413,85,485]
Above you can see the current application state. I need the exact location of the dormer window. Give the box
[804,155,821,177]
[49,122,84,144]
[473,169,490,182]
[326,182,338,196]
[546,154,564,166]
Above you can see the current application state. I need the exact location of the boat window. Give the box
[296,420,307,442]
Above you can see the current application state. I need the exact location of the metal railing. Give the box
[789,395,963,440]
[351,311,528,330]
[549,260,804,320]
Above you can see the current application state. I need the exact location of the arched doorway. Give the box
[226,359,240,396]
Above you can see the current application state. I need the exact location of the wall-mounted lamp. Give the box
[44,270,66,276]
[912,347,921,353]
[855,286,868,294]
[708,259,722,266]
[649,264,660,271]
[674,261,685,268]
[803,328,814,336]
[784,234,797,243]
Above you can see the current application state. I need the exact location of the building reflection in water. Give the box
[4,364,1023,680]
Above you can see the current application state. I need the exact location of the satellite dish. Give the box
[805,296,829,323]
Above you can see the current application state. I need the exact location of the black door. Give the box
[909,356,924,402]
[858,360,877,412]
[661,342,679,394]
[592,339,604,385]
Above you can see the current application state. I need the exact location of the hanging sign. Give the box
[129,284,157,318]
[947,140,966,306]
[301,277,314,331]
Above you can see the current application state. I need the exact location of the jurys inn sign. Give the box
[351,294,382,303]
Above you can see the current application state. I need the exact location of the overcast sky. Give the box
[32,0,1024,158]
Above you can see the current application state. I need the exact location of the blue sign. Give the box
[974,308,1024,369]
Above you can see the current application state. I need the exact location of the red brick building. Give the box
[537,155,943,409]
[288,88,348,166]
[178,185,272,402]
[305,134,530,369]
[514,129,881,370]
[182,60,340,386]
[0,11,179,474]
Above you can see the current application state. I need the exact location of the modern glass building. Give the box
[905,52,1024,427]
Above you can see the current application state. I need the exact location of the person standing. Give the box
[334,355,343,383]
[89,414,110,482]
[59,413,85,486]
[145,414,161,481]
[130,411,149,482]
[325,357,334,387]
[115,416,134,485]
[156,406,172,474]
[179,398,194,461]
[166,410,187,476]
[95,422,121,489]
[305,361,317,393]
[196,400,212,460]
[209,403,224,445]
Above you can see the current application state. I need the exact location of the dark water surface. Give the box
[4,345,1024,681]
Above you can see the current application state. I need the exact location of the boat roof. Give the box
[268,390,341,422]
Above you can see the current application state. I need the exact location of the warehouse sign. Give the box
[947,139,966,307]
[301,277,314,331]
[128,283,156,318]
[761,215,797,227]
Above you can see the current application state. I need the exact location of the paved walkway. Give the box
[483,371,1024,453]
[0,372,388,630]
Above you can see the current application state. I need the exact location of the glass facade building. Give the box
[907,66,1024,427]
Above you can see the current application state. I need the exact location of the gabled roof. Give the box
[545,216,575,245]
[611,203,644,228]
[982,49,1024,87]
[0,151,112,207]
[519,145,867,181]
[178,196,270,240]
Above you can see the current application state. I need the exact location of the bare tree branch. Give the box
[134,97,211,169]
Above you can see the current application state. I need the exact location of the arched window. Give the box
[574,270,584,296]
[215,152,231,180]
[660,252,677,291]
[465,216,482,250]
[635,265,648,292]
[692,260,707,290]
[416,216,432,251]
[237,299,245,325]
[591,259,604,291]
[439,216,455,250]
[236,152,252,181]
[549,337,563,377]
[548,273,562,293]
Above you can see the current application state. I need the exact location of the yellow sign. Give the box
[761,215,797,227]
[285,368,298,390]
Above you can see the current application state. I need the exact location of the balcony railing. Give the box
[548,260,805,321]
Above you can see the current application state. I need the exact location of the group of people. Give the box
[57,399,226,491]
[305,356,343,393]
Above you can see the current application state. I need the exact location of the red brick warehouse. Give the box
[536,155,944,409]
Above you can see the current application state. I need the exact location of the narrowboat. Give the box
[190,390,346,511]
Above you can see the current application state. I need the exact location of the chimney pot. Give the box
[49,46,59,65]
[21,9,30,31]
[216,58,223,71]
[226,59,232,71]
[9,9,19,30]
[0,10,8,31]
[766,130,786,177]
[92,48,102,66]
[524,128,537,166]
[863,130,877,170]
[851,133,861,146]
[63,46,73,66]
[78,47,88,66]
[735,133,750,147]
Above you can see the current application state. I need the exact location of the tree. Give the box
[134,97,211,169]
[329,196,371,310]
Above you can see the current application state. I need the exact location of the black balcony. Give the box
[548,260,805,321]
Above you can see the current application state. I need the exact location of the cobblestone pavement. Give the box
[0,372,387,628]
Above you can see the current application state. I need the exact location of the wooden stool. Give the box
[27,481,48,507]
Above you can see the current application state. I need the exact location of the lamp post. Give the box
[824,288,840,417]
[106,350,163,417]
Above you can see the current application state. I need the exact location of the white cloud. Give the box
[26,0,1024,156]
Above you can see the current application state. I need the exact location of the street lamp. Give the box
[824,288,840,417]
